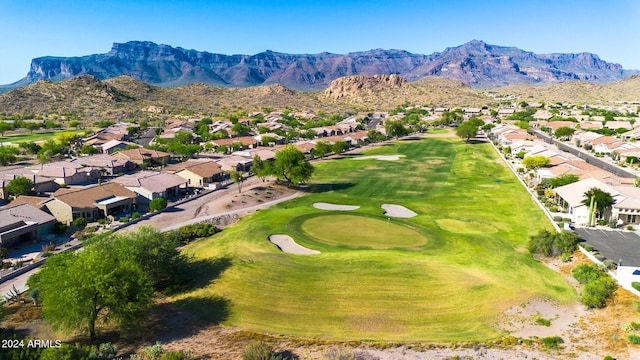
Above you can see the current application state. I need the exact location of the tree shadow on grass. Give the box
[304,182,355,193]
[164,256,233,295]
[172,296,231,324]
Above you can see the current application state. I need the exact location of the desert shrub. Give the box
[629,334,640,345]
[323,347,356,360]
[573,264,617,308]
[72,217,87,229]
[529,230,580,257]
[145,341,164,360]
[161,351,194,360]
[535,317,551,326]
[97,342,118,359]
[149,198,168,211]
[243,341,274,360]
[541,336,564,349]
[176,223,218,243]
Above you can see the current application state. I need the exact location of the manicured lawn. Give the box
[299,213,428,250]
[178,135,575,342]
[0,129,81,144]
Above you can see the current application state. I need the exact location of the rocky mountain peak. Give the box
[323,74,406,100]
[1,40,636,93]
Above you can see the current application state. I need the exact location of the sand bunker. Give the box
[381,204,417,218]
[269,235,320,255]
[352,155,404,161]
[313,202,360,211]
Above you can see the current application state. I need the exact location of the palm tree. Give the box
[581,188,614,220]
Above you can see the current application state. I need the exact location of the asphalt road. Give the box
[575,227,640,267]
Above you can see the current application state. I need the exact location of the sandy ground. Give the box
[352,155,405,161]
[124,179,299,232]
[313,202,360,211]
[269,234,320,255]
[381,204,417,218]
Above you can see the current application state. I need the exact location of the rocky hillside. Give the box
[2,40,636,92]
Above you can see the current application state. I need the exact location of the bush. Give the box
[72,217,87,229]
[561,253,572,263]
[145,341,164,360]
[583,244,594,252]
[242,341,274,360]
[176,223,219,243]
[573,264,617,308]
[627,225,634,231]
[132,212,141,220]
[53,221,67,235]
[529,230,580,257]
[603,356,614,360]
[629,334,640,345]
[541,336,564,349]
[149,198,168,211]
[535,317,551,326]
[633,282,640,292]
[120,217,130,223]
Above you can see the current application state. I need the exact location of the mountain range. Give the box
[1,40,637,92]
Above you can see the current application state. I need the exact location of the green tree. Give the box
[367,129,386,143]
[581,188,615,218]
[80,144,99,155]
[0,122,13,136]
[149,198,168,211]
[455,121,478,143]
[249,155,272,182]
[312,140,332,158]
[27,248,154,340]
[550,174,580,188]
[554,126,575,139]
[25,122,42,133]
[0,146,19,165]
[6,177,34,196]
[331,141,351,154]
[57,132,78,146]
[522,155,551,169]
[384,120,409,138]
[272,145,314,186]
[229,170,245,193]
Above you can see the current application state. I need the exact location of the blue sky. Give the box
[1,0,639,84]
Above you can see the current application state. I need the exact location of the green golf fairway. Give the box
[178,134,575,342]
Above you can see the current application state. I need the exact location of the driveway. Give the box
[575,227,640,267]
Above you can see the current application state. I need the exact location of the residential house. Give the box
[210,137,258,151]
[0,170,59,200]
[164,159,225,188]
[0,204,56,248]
[110,171,186,201]
[99,139,130,154]
[112,148,171,166]
[604,121,633,130]
[44,183,137,225]
[67,154,135,176]
[29,161,102,186]
[554,177,622,224]
[216,156,253,172]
